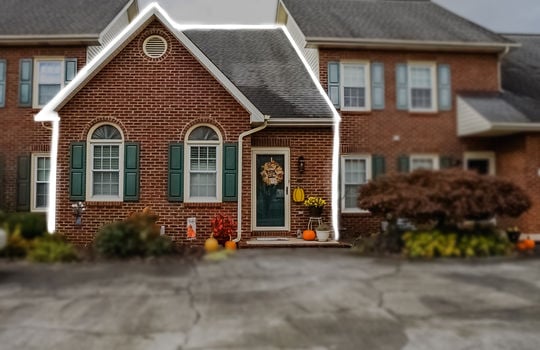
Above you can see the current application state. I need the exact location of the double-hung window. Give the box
[409,64,436,111]
[341,155,371,212]
[31,154,50,212]
[29,57,76,108]
[410,154,440,171]
[87,124,123,201]
[185,125,221,202]
[341,62,370,111]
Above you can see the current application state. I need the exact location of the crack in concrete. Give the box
[180,262,202,350]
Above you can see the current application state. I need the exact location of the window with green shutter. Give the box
[124,143,140,201]
[372,155,386,179]
[168,143,183,202]
[222,143,238,202]
[16,155,31,211]
[70,142,86,200]
[397,155,410,173]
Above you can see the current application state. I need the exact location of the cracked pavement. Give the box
[1,249,540,349]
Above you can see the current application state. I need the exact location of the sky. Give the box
[433,0,540,34]
[138,0,540,34]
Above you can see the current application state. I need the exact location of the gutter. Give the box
[234,116,270,243]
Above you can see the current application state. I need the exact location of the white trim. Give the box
[30,153,50,213]
[184,124,223,203]
[86,123,124,202]
[97,0,134,44]
[32,57,66,109]
[267,117,334,127]
[464,151,496,175]
[340,61,371,112]
[407,62,437,113]
[410,154,440,171]
[35,4,265,123]
[341,154,371,213]
[251,147,291,231]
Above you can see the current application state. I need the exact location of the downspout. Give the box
[497,45,510,92]
[234,116,270,242]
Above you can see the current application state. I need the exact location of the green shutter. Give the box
[397,155,410,173]
[371,62,385,110]
[19,58,33,107]
[396,63,408,110]
[64,58,77,84]
[124,142,140,201]
[0,154,4,209]
[438,64,452,111]
[168,143,183,202]
[328,61,340,108]
[69,142,86,200]
[0,59,6,108]
[372,155,386,179]
[440,156,454,169]
[16,155,31,211]
[222,143,238,202]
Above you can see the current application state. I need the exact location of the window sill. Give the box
[341,210,372,216]
[183,202,223,209]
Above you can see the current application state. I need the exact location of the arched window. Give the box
[185,125,222,202]
[87,124,124,200]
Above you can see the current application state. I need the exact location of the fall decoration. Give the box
[293,187,305,203]
[523,236,536,250]
[260,159,284,186]
[303,229,316,241]
[303,197,326,208]
[204,236,220,253]
[211,214,236,246]
[225,237,237,251]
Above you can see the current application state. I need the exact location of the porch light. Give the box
[298,156,305,174]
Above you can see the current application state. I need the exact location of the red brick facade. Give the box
[0,46,86,212]
[53,21,333,245]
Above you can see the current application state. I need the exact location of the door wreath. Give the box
[260,158,284,186]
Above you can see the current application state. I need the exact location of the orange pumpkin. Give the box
[517,241,529,252]
[225,240,237,250]
[303,229,316,241]
[204,237,220,253]
[524,237,536,250]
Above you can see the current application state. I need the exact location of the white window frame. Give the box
[184,124,222,203]
[340,61,371,111]
[464,151,496,175]
[33,57,67,108]
[341,155,371,213]
[86,123,124,202]
[410,154,440,171]
[30,153,50,212]
[408,62,437,113]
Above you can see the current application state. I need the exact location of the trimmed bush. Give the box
[27,235,78,263]
[3,212,47,240]
[94,209,172,258]
[0,226,30,258]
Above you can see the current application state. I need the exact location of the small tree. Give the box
[358,169,531,229]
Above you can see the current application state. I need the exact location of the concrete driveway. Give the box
[0,248,539,350]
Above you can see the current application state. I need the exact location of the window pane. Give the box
[343,65,366,108]
[411,158,434,170]
[38,84,61,105]
[344,87,365,108]
[93,171,119,196]
[343,65,365,87]
[410,67,431,88]
[38,61,62,84]
[411,88,432,109]
[190,173,217,197]
[36,183,48,208]
[188,126,218,141]
[345,184,359,209]
[91,125,122,140]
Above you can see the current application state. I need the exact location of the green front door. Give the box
[253,150,289,230]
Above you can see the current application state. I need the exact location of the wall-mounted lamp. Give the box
[298,156,305,174]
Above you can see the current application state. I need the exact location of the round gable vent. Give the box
[143,35,168,58]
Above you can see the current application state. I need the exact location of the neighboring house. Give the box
[0,0,137,213]
[35,5,336,245]
[280,0,540,237]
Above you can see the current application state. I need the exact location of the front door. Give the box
[252,148,290,230]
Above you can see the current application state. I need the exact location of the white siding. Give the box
[457,97,492,136]
[87,12,130,62]
[285,11,319,78]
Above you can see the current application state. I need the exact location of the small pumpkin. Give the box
[204,236,220,253]
[303,229,316,241]
[523,236,536,250]
[517,240,529,252]
[293,187,305,203]
[225,236,237,250]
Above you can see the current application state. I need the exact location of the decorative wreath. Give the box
[260,159,284,186]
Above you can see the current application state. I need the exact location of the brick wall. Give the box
[0,46,86,212]
[55,20,333,245]
[319,48,503,236]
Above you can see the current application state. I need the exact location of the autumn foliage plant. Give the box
[210,214,236,245]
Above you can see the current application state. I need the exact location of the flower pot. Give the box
[316,229,330,242]
[309,206,324,217]
[506,231,520,244]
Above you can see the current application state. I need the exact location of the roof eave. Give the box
[0,34,100,45]
[266,117,334,127]
[305,37,519,53]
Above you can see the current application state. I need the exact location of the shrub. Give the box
[402,229,512,259]
[3,212,47,240]
[27,235,78,263]
[0,226,30,258]
[94,208,172,258]
[359,169,531,228]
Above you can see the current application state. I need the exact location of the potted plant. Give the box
[211,214,236,246]
[304,196,326,217]
[506,226,521,243]
[315,223,332,242]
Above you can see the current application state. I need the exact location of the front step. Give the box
[242,237,350,248]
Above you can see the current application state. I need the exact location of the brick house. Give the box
[35,5,337,245]
[0,0,137,213]
[280,0,540,239]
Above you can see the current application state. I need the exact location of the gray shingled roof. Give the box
[282,0,511,44]
[184,29,334,119]
[460,92,540,124]
[0,0,130,37]
[502,35,540,101]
